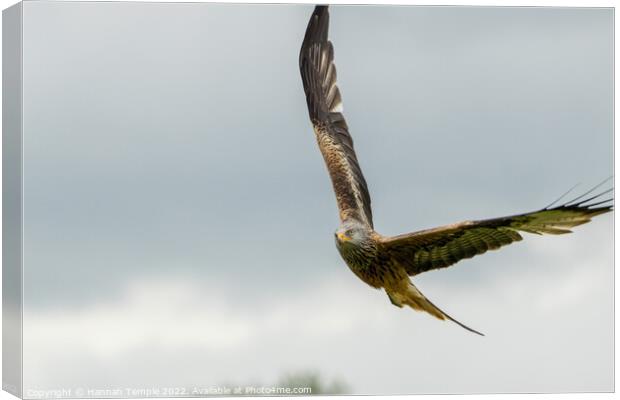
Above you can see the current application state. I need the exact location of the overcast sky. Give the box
[21,2,612,395]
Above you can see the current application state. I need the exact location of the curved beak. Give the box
[337,232,351,242]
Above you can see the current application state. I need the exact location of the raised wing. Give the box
[381,187,612,276]
[300,5,373,227]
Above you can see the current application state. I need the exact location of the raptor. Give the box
[299,5,612,335]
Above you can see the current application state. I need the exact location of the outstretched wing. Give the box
[299,5,373,227]
[381,188,613,276]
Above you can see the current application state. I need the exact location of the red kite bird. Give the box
[299,5,612,336]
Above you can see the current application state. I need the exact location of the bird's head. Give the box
[335,220,369,248]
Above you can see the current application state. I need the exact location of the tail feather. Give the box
[389,282,485,336]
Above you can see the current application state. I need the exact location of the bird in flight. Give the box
[299,5,612,336]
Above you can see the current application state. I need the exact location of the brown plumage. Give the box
[299,5,612,336]
[299,5,373,227]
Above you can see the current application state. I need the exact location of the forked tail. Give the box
[389,282,484,336]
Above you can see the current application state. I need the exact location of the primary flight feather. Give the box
[299,5,612,336]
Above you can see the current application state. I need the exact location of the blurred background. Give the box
[21,2,612,395]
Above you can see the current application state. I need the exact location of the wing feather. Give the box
[381,189,612,276]
[300,6,373,227]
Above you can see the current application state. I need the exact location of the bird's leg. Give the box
[386,291,404,308]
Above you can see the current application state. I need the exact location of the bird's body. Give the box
[299,5,612,335]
